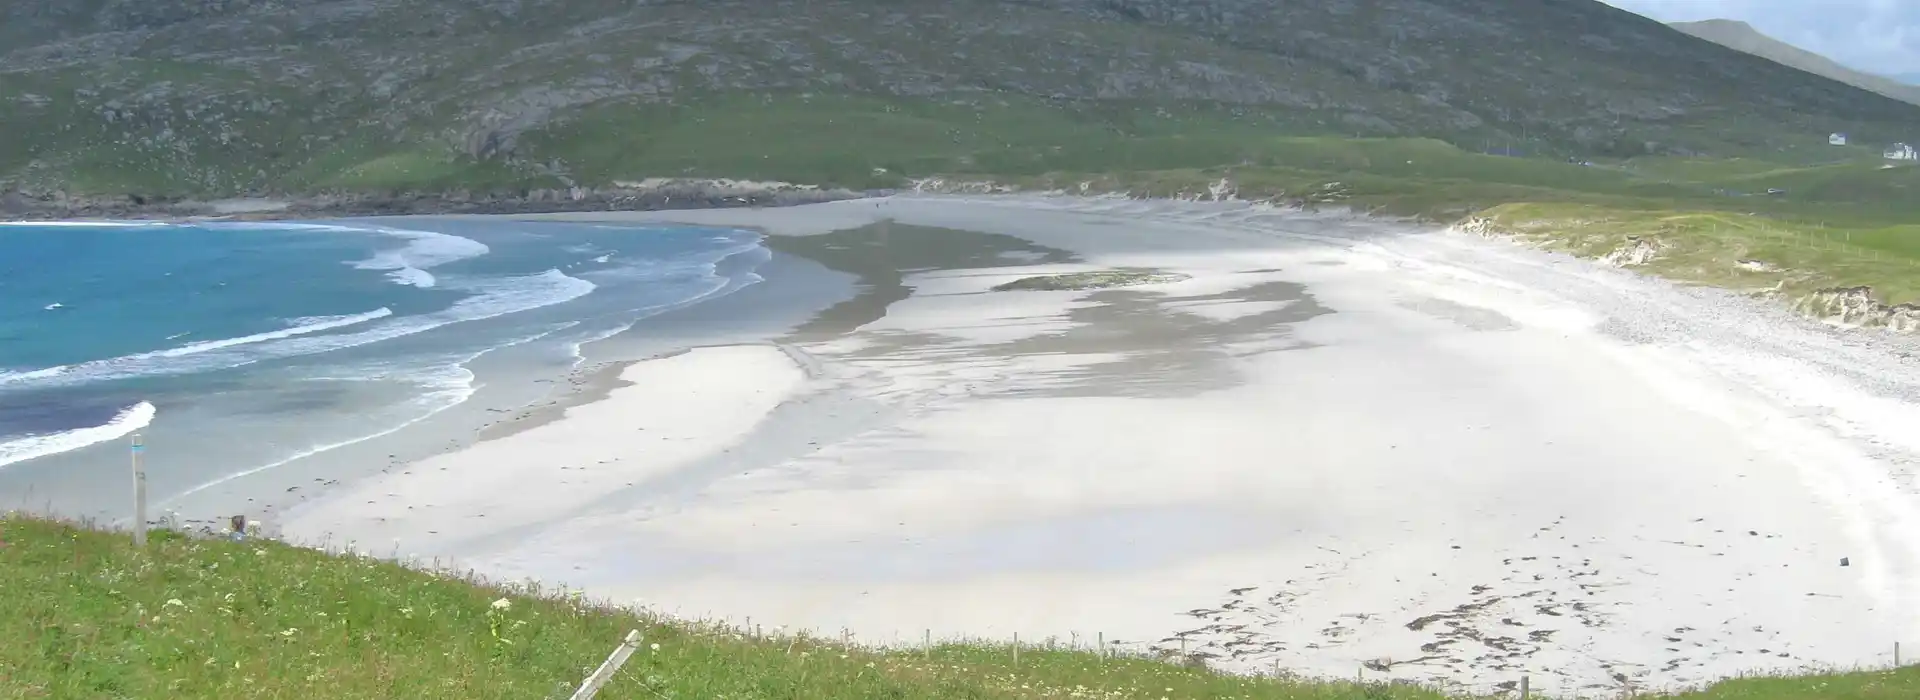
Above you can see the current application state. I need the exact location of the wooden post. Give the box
[1897,641,1903,667]
[130,433,147,547]
[924,629,932,660]
[1013,632,1019,667]
[1520,674,1530,699]
[568,630,642,700]
[1098,632,1105,660]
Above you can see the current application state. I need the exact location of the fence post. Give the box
[1897,641,1903,667]
[130,433,147,547]
[1520,674,1530,698]
[1013,632,1020,667]
[924,629,932,660]
[568,630,642,700]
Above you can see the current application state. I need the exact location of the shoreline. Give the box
[282,343,810,562]
[0,179,878,223]
[280,196,1920,694]
[0,219,857,543]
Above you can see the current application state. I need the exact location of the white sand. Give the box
[283,344,807,562]
[293,196,1920,695]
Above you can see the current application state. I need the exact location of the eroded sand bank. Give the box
[286,195,1920,696]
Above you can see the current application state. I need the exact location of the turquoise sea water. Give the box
[0,217,769,511]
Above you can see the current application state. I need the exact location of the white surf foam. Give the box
[0,270,596,390]
[219,221,491,289]
[0,308,394,387]
[0,400,156,470]
[161,320,577,505]
[164,370,475,504]
[153,308,394,359]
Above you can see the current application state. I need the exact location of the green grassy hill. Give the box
[5,0,1920,196]
[5,514,1920,699]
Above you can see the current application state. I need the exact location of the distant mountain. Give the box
[1670,19,1920,107]
[6,1,1920,197]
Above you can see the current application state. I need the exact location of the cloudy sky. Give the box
[1598,0,1920,77]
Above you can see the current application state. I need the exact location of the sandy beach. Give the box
[283,195,1920,696]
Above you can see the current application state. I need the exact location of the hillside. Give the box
[4,0,1920,198]
[1669,19,1920,108]
[6,514,1920,699]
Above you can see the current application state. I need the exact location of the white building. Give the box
[1887,143,1918,161]
[1829,132,1849,146]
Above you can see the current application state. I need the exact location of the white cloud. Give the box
[1598,0,1920,75]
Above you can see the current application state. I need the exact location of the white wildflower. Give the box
[490,598,512,611]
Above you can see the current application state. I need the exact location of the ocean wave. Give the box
[349,227,489,289]
[0,270,595,390]
[0,400,155,470]
[154,308,393,358]
[579,238,768,284]
[564,242,771,363]
[161,321,577,503]
[227,221,491,289]
[0,220,171,228]
[0,308,393,386]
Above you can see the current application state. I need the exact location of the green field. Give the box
[5,514,1918,699]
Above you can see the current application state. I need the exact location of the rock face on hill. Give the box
[4,0,1919,198]
[1670,19,1920,107]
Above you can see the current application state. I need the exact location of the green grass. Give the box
[6,514,1920,699]
[1472,203,1920,307]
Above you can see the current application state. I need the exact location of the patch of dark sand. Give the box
[991,269,1190,292]
[766,219,1078,341]
[848,279,1331,399]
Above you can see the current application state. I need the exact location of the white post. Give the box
[131,433,147,547]
[569,630,642,700]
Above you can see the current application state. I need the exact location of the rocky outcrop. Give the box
[907,177,1020,195]
[1794,287,1920,333]
[1447,215,1502,238]
[0,179,872,222]
[1598,236,1663,267]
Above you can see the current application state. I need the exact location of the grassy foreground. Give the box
[4,514,1918,699]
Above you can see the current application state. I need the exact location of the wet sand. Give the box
[284,195,1920,695]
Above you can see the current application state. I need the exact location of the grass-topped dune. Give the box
[4,514,1916,699]
[992,270,1191,292]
